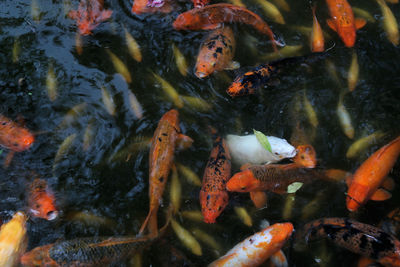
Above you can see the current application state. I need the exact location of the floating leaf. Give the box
[253,129,272,153]
[287,182,303,193]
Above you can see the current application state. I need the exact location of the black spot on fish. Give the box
[370,231,396,259]
[158,137,162,142]
[213,53,218,59]
[159,177,164,182]
[207,41,216,49]
[207,195,210,200]
[162,133,168,136]
[359,234,368,250]
[216,47,223,54]
[249,238,254,244]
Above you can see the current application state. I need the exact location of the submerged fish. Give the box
[310,5,324,52]
[0,212,27,267]
[124,28,142,62]
[68,0,112,35]
[376,0,399,46]
[28,179,58,220]
[195,26,238,78]
[234,206,253,227]
[346,131,386,159]
[209,222,293,267]
[139,110,193,238]
[200,135,231,223]
[346,135,400,212]
[20,235,154,266]
[171,218,202,256]
[173,4,279,51]
[325,0,366,47]
[255,0,285,24]
[226,134,296,166]
[172,43,188,77]
[304,218,400,267]
[46,63,57,101]
[347,51,359,92]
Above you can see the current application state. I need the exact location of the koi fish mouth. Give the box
[195,71,207,78]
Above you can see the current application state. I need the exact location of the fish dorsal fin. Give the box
[270,249,288,267]
[354,18,366,30]
[100,10,113,21]
[175,134,193,151]
[381,176,395,191]
[370,188,392,201]
[326,19,338,32]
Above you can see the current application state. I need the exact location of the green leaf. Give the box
[287,182,303,193]
[253,129,272,153]
[0,149,3,155]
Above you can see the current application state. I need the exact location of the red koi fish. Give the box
[325,0,366,47]
[28,179,58,220]
[346,135,400,212]
[139,110,193,238]
[200,135,231,223]
[304,218,400,267]
[227,163,327,193]
[173,4,279,51]
[209,222,293,266]
[293,144,317,168]
[195,26,239,78]
[68,0,112,35]
[131,0,173,15]
[310,5,324,52]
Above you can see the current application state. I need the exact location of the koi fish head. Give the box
[346,181,369,212]
[8,129,35,152]
[226,169,260,192]
[29,179,58,221]
[293,145,317,168]
[200,190,229,223]
[338,27,356,48]
[20,244,57,267]
[195,57,216,79]
[160,109,180,131]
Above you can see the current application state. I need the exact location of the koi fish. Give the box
[195,26,239,78]
[227,54,325,97]
[226,134,296,166]
[226,163,327,193]
[173,4,279,51]
[303,218,400,267]
[28,179,58,221]
[293,144,317,168]
[131,0,173,15]
[325,0,366,47]
[20,235,154,266]
[0,114,34,153]
[310,5,325,52]
[0,212,27,267]
[346,135,400,212]
[139,110,193,238]
[200,135,231,223]
[209,222,293,266]
[68,0,112,35]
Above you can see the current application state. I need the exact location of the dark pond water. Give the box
[0,0,400,266]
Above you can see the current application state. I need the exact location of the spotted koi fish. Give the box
[209,222,294,266]
[325,0,366,47]
[200,134,231,223]
[68,0,112,35]
[20,235,154,266]
[346,135,400,212]
[195,26,239,79]
[227,163,327,193]
[173,4,279,51]
[226,53,326,97]
[304,218,400,267]
[139,109,193,238]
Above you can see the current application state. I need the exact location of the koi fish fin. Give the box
[224,61,240,70]
[175,134,193,151]
[346,175,353,187]
[357,257,376,267]
[3,151,15,169]
[355,18,366,30]
[382,176,395,191]
[240,163,252,170]
[326,19,338,32]
[370,188,392,201]
[324,169,352,182]
[250,191,268,209]
[68,10,78,20]
[202,23,222,30]
[138,208,159,238]
[270,249,288,267]
[100,10,113,21]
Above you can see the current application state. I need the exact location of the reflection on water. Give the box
[0,0,400,266]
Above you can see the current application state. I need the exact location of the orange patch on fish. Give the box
[28,179,58,220]
[0,114,34,152]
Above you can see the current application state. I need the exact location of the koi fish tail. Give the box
[139,208,159,238]
[303,218,345,242]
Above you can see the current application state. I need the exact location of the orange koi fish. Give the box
[173,4,279,51]
[227,163,327,193]
[310,5,324,52]
[131,0,173,15]
[325,0,366,47]
[304,218,400,267]
[195,26,239,78]
[68,0,112,35]
[139,110,193,238]
[346,135,400,212]
[293,144,317,168]
[200,135,231,223]
[28,179,58,220]
[209,222,293,266]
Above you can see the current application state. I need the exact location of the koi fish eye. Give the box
[241,186,246,190]
[301,155,305,159]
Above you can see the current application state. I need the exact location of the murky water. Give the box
[0,0,400,266]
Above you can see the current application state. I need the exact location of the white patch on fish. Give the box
[226,134,296,166]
